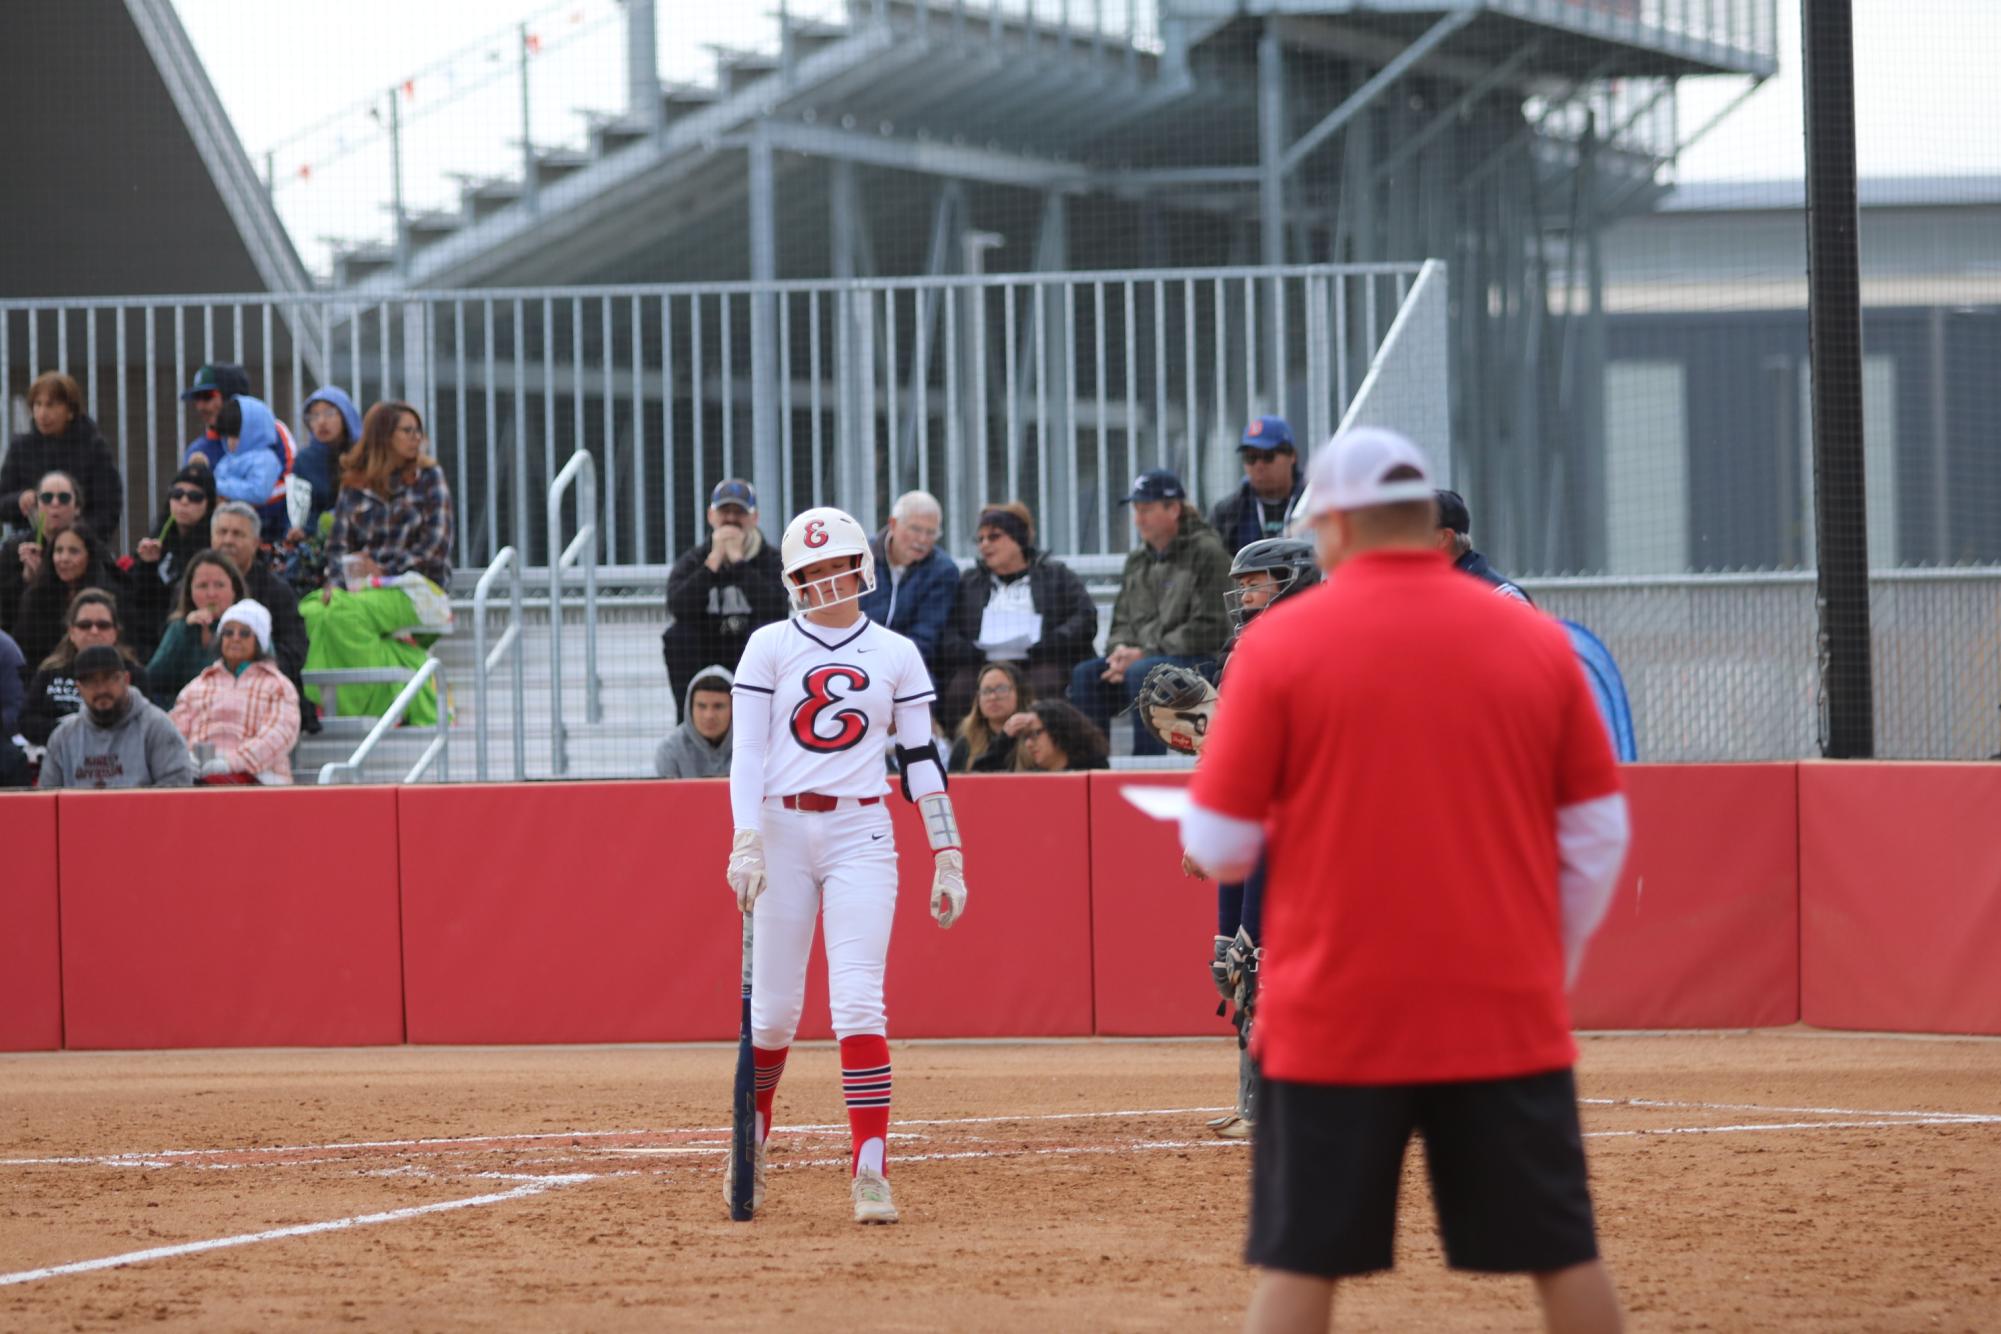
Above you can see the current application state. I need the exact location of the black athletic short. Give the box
[1246,1067,1599,1278]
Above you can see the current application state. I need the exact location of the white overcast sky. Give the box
[174,0,2000,272]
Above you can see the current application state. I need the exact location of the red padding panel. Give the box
[1800,764,2001,1035]
[1087,772,1237,1038]
[0,794,63,1051]
[398,778,1094,1045]
[59,788,405,1049]
[1570,765,1800,1029]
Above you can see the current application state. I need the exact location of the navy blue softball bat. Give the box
[728,914,756,1221]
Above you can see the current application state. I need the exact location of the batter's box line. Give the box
[1581,1096,2001,1123]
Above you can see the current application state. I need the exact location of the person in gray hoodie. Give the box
[38,645,194,789]
[653,664,733,779]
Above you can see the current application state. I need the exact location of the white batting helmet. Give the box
[780,506,877,614]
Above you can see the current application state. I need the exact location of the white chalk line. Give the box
[0,1173,596,1289]
[1581,1096,2000,1122]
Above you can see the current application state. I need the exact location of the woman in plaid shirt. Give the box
[170,599,301,784]
[300,401,454,726]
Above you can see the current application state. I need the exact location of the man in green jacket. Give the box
[1068,470,1233,756]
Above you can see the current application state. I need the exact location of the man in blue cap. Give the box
[1068,468,1232,756]
[1209,415,1305,557]
[662,479,789,704]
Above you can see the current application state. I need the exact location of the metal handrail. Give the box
[473,545,527,781]
[316,657,449,784]
[547,449,600,775]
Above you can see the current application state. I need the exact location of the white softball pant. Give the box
[750,799,899,1050]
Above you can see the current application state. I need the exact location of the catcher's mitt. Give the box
[1136,662,1217,755]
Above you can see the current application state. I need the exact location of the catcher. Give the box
[1138,537,1319,1139]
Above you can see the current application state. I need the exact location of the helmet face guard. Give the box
[1224,537,1319,633]
[788,556,876,615]
[1224,569,1301,633]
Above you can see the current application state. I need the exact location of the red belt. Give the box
[780,793,880,813]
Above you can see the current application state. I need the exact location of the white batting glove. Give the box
[930,849,967,930]
[726,828,767,913]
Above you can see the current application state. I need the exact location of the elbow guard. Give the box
[896,740,947,802]
[917,791,961,854]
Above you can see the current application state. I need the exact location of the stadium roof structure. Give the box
[0,0,308,301]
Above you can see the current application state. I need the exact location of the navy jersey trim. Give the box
[791,618,871,652]
[733,683,776,695]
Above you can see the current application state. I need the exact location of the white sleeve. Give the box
[1557,792,1631,986]
[892,638,937,707]
[728,634,775,832]
[895,700,946,800]
[1180,802,1265,884]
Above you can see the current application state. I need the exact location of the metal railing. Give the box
[548,449,601,776]
[315,658,451,784]
[472,545,527,782]
[0,264,1420,564]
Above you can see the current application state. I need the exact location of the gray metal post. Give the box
[1257,23,1286,411]
[388,89,408,277]
[961,230,1003,545]
[520,23,538,210]
[830,160,864,517]
[626,0,664,133]
[748,126,783,518]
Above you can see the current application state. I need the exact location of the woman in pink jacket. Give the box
[169,599,301,785]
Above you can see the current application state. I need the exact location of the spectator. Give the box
[2,371,124,541]
[1435,489,1532,603]
[128,464,218,654]
[210,502,314,731]
[0,469,84,637]
[38,645,194,790]
[661,479,786,704]
[0,627,23,736]
[939,502,1096,721]
[946,661,1035,774]
[146,550,244,706]
[1208,416,1304,556]
[1016,698,1110,773]
[292,386,361,543]
[179,363,252,470]
[0,629,24,788]
[1068,469,1232,757]
[209,394,296,544]
[302,403,452,726]
[170,600,301,785]
[20,590,151,747]
[14,523,125,668]
[858,490,957,674]
[654,665,734,779]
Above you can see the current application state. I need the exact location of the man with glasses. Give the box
[178,364,252,469]
[858,490,958,686]
[1209,416,1305,557]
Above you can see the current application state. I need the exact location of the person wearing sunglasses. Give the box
[129,465,219,654]
[13,521,125,668]
[0,469,84,640]
[169,599,301,785]
[936,501,1097,724]
[177,363,251,471]
[1209,415,1304,557]
[19,589,151,748]
[1,371,123,543]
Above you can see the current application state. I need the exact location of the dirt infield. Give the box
[3,1032,1998,1331]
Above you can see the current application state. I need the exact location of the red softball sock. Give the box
[839,1034,892,1177]
[752,1045,787,1144]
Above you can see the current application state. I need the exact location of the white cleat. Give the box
[851,1168,899,1224]
[722,1139,768,1215]
[1210,1114,1253,1141]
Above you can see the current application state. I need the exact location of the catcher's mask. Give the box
[1224,537,1319,632]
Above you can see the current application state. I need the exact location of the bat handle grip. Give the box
[740,913,755,992]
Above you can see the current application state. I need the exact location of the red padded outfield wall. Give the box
[1800,764,2001,1034]
[397,776,1093,1044]
[0,794,63,1051]
[57,788,406,1049]
[1570,765,1800,1030]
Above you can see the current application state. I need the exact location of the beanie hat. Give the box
[976,507,1034,554]
[219,599,273,655]
[170,463,218,508]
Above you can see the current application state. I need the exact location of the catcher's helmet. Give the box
[780,506,877,614]
[1224,537,1319,632]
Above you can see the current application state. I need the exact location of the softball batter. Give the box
[723,505,968,1225]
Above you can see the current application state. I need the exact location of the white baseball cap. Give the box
[1302,427,1436,518]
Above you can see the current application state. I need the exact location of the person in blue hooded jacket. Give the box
[209,395,293,544]
[291,386,359,542]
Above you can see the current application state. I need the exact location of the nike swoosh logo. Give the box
[856,647,876,653]
[870,833,885,841]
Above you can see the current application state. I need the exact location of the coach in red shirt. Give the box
[1181,427,1632,1334]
